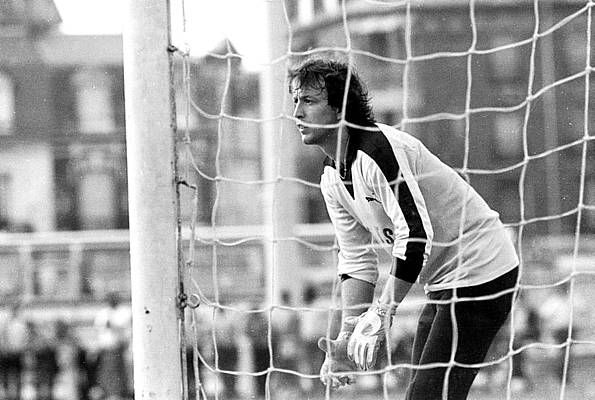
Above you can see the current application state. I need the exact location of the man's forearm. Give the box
[340,277,375,330]
[340,257,413,330]
[345,260,412,370]
[377,257,414,310]
[378,274,413,309]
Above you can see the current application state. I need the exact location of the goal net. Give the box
[162,0,594,399]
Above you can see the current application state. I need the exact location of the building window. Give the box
[351,20,405,60]
[378,110,398,127]
[563,30,588,73]
[369,31,390,58]
[53,70,78,134]
[72,68,116,134]
[74,146,127,230]
[110,68,126,131]
[56,145,128,230]
[493,112,523,158]
[0,72,15,134]
[563,105,586,142]
[78,170,118,229]
[489,35,523,81]
[585,178,595,230]
[313,0,324,16]
[284,0,298,22]
[495,179,521,224]
[0,174,10,230]
[496,82,525,106]
[297,0,314,24]
[323,0,340,14]
[177,137,215,225]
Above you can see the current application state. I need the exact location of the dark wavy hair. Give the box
[287,57,375,128]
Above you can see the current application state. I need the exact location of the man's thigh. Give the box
[406,296,510,399]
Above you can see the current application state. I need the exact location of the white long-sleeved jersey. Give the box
[321,123,519,292]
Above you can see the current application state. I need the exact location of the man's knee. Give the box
[405,366,478,400]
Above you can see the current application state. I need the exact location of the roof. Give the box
[0,0,61,31]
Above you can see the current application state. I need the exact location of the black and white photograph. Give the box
[0,1,594,399]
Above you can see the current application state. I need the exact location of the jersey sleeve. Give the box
[363,151,433,283]
[321,173,380,286]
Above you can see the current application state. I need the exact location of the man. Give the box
[288,57,519,399]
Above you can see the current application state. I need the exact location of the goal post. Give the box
[259,0,301,305]
[122,0,183,398]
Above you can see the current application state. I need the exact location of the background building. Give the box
[0,1,128,309]
[1,0,593,322]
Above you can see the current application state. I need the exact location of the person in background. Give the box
[28,320,58,400]
[0,304,28,400]
[245,301,271,398]
[511,291,541,392]
[538,282,577,384]
[52,320,86,400]
[298,284,331,393]
[211,307,240,399]
[92,292,132,400]
[271,290,301,390]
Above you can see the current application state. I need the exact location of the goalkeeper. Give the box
[288,57,519,399]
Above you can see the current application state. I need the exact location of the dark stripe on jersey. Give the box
[353,129,427,283]
[323,156,334,168]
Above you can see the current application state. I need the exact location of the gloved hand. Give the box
[347,302,395,370]
[317,316,360,388]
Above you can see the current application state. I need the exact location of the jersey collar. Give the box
[322,128,367,199]
[322,129,358,171]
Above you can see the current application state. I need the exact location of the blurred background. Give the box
[0,0,594,399]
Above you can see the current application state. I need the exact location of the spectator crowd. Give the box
[0,284,586,400]
[0,293,132,400]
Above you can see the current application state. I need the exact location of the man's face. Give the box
[291,78,340,147]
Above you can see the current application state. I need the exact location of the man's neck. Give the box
[322,128,350,164]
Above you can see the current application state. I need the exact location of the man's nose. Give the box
[293,102,303,119]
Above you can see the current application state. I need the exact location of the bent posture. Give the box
[288,57,519,399]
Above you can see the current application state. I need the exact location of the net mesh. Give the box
[168,0,595,399]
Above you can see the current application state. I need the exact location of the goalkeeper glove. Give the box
[317,316,360,388]
[347,301,396,370]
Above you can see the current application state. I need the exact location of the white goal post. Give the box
[123,0,184,398]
